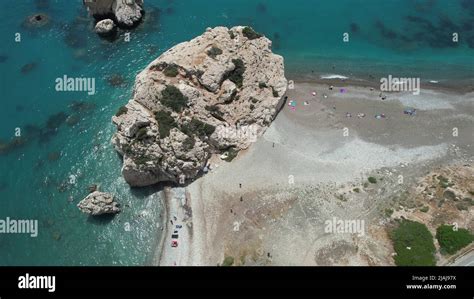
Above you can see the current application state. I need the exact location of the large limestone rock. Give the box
[77,192,121,216]
[112,26,287,187]
[84,0,144,27]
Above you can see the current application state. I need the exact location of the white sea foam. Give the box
[320,74,348,80]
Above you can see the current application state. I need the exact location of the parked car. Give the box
[172,234,179,239]
[171,240,178,247]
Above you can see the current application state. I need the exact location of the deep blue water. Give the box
[0,0,473,265]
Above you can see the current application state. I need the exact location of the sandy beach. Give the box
[155,80,474,266]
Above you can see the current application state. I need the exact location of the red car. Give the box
[171,240,178,248]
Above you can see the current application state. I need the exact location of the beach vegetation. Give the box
[368,177,377,184]
[353,188,360,193]
[385,208,393,217]
[228,30,235,39]
[437,175,454,188]
[222,256,235,266]
[161,85,189,112]
[436,225,474,255]
[242,26,262,40]
[163,64,179,77]
[225,59,245,88]
[259,82,268,89]
[390,220,436,266]
[420,206,429,213]
[207,46,223,59]
[155,110,177,138]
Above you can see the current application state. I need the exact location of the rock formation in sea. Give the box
[83,0,144,28]
[77,191,121,216]
[95,18,116,37]
[112,26,287,187]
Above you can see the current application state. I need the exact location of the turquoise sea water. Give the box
[0,0,473,265]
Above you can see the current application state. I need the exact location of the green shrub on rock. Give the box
[115,106,128,117]
[163,64,179,77]
[226,59,245,88]
[155,110,177,138]
[181,118,215,137]
[207,46,223,59]
[242,27,262,40]
[161,85,188,112]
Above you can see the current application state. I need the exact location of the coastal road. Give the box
[450,251,474,266]
[159,187,191,266]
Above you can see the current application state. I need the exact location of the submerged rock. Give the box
[112,26,287,186]
[20,63,38,74]
[23,13,50,29]
[65,114,81,126]
[69,100,97,113]
[77,191,121,216]
[47,151,61,162]
[107,74,127,87]
[84,0,144,28]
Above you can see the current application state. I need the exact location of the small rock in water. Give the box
[23,13,50,29]
[77,191,121,216]
[84,0,144,28]
[95,19,117,38]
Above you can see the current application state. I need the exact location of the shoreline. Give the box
[286,71,474,95]
[153,78,474,266]
[152,188,169,265]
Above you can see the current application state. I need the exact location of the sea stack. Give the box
[83,0,144,28]
[112,26,287,187]
[77,191,121,216]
